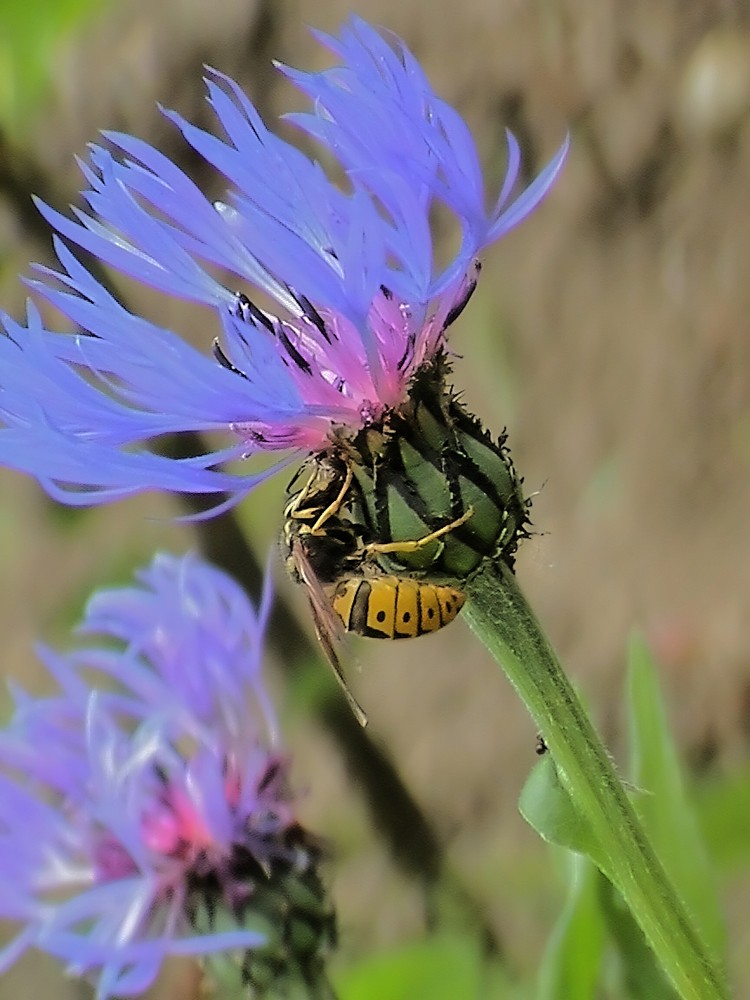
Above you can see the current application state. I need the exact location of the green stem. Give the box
[464,559,728,1000]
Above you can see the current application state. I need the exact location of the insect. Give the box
[330,574,465,639]
[283,452,471,723]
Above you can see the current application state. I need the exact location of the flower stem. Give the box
[463,558,728,1000]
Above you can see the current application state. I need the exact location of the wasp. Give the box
[283,452,471,724]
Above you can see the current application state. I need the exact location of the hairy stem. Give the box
[464,558,727,1000]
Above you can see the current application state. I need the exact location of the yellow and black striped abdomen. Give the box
[330,575,465,639]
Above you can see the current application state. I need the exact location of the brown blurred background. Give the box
[1,0,749,995]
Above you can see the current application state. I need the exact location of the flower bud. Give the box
[348,353,529,579]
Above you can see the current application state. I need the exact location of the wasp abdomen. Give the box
[330,576,465,639]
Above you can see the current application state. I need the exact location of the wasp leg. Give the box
[285,479,316,522]
[364,506,474,557]
[286,459,353,532]
[308,462,353,534]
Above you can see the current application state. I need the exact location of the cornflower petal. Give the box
[0,17,567,507]
[0,554,311,997]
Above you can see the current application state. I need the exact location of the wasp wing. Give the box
[290,538,368,727]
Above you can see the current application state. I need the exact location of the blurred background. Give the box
[1,0,749,996]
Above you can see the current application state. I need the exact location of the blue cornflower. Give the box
[0,554,327,998]
[0,16,567,508]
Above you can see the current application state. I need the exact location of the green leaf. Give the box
[337,933,515,1000]
[519,753,608,876]
[693,762,750,872]
[536,852,605,1000]
[0,0,106,136]
[627,635,727,962]
[599,878,677,1000]
[335,933,528,1000]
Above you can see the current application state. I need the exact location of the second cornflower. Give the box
[0,554,334,999]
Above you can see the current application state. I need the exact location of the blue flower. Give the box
[0,554,309,998]
[0,16,567,508]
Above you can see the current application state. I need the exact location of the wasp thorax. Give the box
[347,354,529,580]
